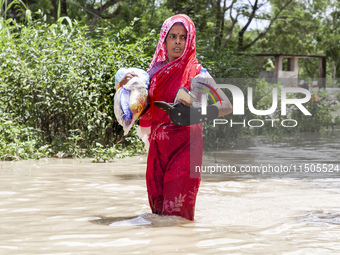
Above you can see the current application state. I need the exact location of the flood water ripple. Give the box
[0,132,340,254]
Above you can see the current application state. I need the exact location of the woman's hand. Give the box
[117,72,138,90]
[178,99,191,107]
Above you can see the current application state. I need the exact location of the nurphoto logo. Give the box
[200,84,312,128]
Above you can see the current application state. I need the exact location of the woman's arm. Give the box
[201,69,232,117]
[214,89,233,117]
[214,88,232,117]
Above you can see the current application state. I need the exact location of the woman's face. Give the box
[165,23,187,62]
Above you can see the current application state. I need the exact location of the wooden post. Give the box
[274,56,280,83]
[318,57,326,88]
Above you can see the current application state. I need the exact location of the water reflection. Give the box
[202,131,340,179]
[297,211,340,225]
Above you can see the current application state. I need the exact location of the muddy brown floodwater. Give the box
[1,131,340,254]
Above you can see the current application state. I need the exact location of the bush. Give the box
[0,15,154,160]
[0,110,50,160]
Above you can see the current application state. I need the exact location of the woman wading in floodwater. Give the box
[121,14,232,220]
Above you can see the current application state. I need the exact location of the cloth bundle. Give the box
[114,67,149,135]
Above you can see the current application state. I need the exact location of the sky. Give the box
[233,0,272,31]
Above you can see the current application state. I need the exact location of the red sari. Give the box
[140,14,203,221]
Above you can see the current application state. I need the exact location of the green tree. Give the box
[255,0,339,79]
[318,1,340,81]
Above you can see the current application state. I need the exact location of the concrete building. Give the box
[256,54,326,88]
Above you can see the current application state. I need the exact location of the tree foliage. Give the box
[256,0,339,79]
[0,12,153,160]
[0,0,338,160]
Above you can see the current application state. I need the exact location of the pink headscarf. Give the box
[147,14,197,74]
[139,14,201,128]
